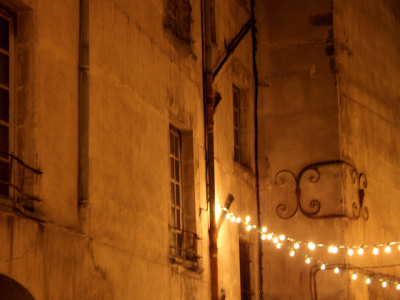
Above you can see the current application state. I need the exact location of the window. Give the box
[166,0,191,42]
[0,11,14,197]
[170,127,183,256]
[0,9,41,208]
[239,241,252,300]
[233,86,241,163]
[169,126,197,265]
[233,85,252,168]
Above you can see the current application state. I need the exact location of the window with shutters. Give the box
[239,241,252,300]
[169,126,198,267]
[166,0,191,42]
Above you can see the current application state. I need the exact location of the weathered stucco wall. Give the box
[334,0,400,299]
[0,0,398,299]
[0,0,257,299]
[255,0,345,299]
[256,0,400,299]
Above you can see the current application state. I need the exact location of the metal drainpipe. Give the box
[79,0,89,208]
[203,0,218,299]
[250,0,263,298]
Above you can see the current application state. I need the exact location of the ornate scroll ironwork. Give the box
[275,160,368,220]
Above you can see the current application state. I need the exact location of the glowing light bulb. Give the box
[230,216,236,222]
[262,227,267,233]
[366,278,371,285]
[262,234,266,240]
[294,243,300,249]
[329,246,338,253]
[382,282,387,288]
[246,225,252,231]
[306,258,311,264]
[385,245,391,253]
[397,284,400,290]
[373,247,379,255]
[226,213,231,219]
[245,216,250,222]
[398,245,400,251]
[358,248,364,255]
[273,237,279,244]
[308,243,316,251]
[253,225,257,229]
[276,243,281,249]
[334,267,339,274]
[236,217,241,223]
[352,274,357,280]
[348,248,354,256]
[279,235,285,241]
[267,234,272,240]
[290,251,295,257]
[321,264,326,270]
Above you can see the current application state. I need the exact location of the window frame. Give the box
[239,240,252,300]
[0,9,15,199]
[169,126,184,257]
[165,0,192,42]
[168,124,199,268]
[233,85,241,164]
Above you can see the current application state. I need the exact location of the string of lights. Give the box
[220,206,400,291]
[218,206,400,256]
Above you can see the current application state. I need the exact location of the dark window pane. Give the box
[175,184,180,207]
[0,159,8,180]
[175,160,179,182]
[170,132,174,154]
[176,209,181,228]
[0,88,9,123]
[0,160,8,196]
[170,157,174,179]
[0,124,8,154]
[235,148,239,162]
[171,207,176,227]
[234,93,238,108]
[234,130,239,145]
[0,17,9,51]
[234,111,239,127]
[174,135,179,157]
[0,52,9,86]
[177,233,182,252]
[240,242,252,298]
[171,182,175,204]
[0,183,7,196]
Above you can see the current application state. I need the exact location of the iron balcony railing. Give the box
[169,227,200,263]
[0,152,42,202]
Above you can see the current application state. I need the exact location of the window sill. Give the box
[0,196,43,222]
[164,27,197,60]
[170,254,204,274]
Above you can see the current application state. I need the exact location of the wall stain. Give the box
[309,13,333,27]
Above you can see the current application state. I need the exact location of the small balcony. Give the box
[0,152,42,215]
[170,227,200,269]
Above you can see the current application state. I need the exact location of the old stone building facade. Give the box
[0,0,399,299]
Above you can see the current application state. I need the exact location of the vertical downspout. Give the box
[203,0,218,299]
[250,0,263,299]
[79,0,89,216]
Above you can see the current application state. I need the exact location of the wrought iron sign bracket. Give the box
[275,160,368,220]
